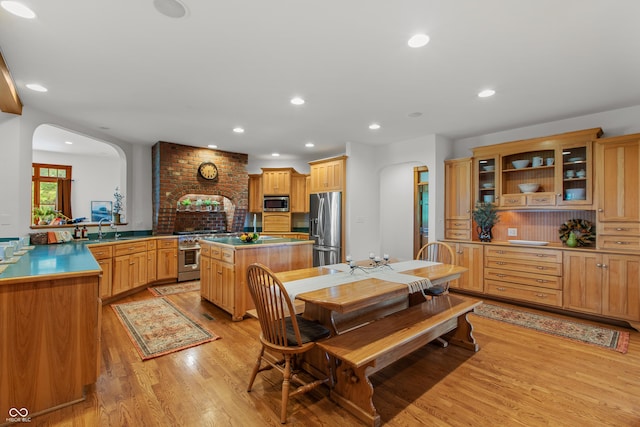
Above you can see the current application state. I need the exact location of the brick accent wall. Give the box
[151,142,249,234]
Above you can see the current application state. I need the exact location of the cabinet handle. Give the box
[496,250,505,254]
[536,266,545,270]
[596,263,602,268]
[536,254,547,257]
[615,228,629,231]
[496,287,506,291]
[536,279,547,283]
[602,264,608,269]
[535,294,547,298]
[598,208,603,212]
[496,261,506,265]
[507,199,518,203]
[615,241,631,245]
[454,223,465,226]
[496,274,507,278]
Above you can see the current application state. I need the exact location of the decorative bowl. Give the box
[518,183,540,193]
[483,165,495,171]
[481,183,493,188]
[565,188,586,200]
[238,232,260,243]
[568,157,584,162]
[512,159,530,169]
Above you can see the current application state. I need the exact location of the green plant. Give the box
[472,201,500,229]
[113,187,124,214]
[181,198,192,206]
[203,199,212,206]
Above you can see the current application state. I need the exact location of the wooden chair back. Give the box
[246,263,304,348]
[416,241,455,264]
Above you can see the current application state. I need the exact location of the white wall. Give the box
[0,115,21,237]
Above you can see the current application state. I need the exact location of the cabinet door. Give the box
[596,139,640,222]
[147,249,157,283]
[131,251,148,288]
[97,258,113,299]
[157,248,178,280]
[112,255,131,295]
[263,213,291,232]
[602,254,640,321]
[200,255,212,300]
[563,251,602,314]
[290,174,307,212]
[248,174,263,213]
[557,141,592,206]
[451,243,484,292]
[445,158,472,220]
[475,156,499,205]
[219,262,236,313]
[263,170,291,195]
[309,158,345,193]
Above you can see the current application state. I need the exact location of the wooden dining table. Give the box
[275,260,481,426]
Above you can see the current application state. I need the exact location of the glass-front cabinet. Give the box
[557,142,592,206]
[475,155,499,205]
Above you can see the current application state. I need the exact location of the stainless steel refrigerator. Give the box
[309,191,342,267]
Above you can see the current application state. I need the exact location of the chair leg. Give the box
[247,346,265,392]
[281,354,292,424]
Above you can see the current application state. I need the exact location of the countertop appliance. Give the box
[309,192,341,267]
[263,196,289,212]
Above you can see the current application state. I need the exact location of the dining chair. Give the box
[416,241,456,347]
[246,263,332,424]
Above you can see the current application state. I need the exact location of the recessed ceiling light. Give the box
[1,1,36,19]
[233,127,245,133]
[26,83,47,92]
[208,144,217,149]
[153,0,187,18]
[271,153,280,157]
[478,89,496,98]
[290,97,305,105]
[408,112,423,118]
[408,34,430,48]
[369,123,381,130]
[64,141,73,145]
[305,142,315,148]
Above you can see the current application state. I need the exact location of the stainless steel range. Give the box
[176,230,234,282]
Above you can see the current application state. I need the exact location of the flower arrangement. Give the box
[113,187,124,214]
[472,201,500,242]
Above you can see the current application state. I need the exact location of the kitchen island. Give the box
[0,242,101,421]
[199,236,313,320]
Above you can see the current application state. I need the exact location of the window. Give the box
[32,163,72,224]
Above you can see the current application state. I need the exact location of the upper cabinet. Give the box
[262,168,292,195]
[445,158,473,240]
[309,155,346,193]
[472,128,602,210]
[290,173,307,213]
[248,174,263,213]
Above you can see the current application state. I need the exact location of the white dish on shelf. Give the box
[568,157,584,162]
[512,159,530,169]
[483,165,495,171]
[518,183,540,193]
[508,240,549,246]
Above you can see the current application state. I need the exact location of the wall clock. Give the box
[198,162,219,181]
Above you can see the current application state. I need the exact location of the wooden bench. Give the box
[316,295,482,427]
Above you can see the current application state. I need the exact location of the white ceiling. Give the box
[2,0,640,160]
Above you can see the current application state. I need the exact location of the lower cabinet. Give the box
[157,238,178,280]
[450,242,484,292]
[201,244,238,319]
[147,240,157,283]
[113,250,147,295]
[89,245,113,299]
[564,251,640,322]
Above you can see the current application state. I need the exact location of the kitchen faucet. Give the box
[111,222,120,240]
[98,218,109,240]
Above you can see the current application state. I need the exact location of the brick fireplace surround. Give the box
[151,141,249,235]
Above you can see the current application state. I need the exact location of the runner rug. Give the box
[111,297,219,360]
[473,303,629,354]
[148,281,201,297]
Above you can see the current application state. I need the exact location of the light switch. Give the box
[508,228,517,236]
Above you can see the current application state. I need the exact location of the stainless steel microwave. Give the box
[263,196,289,212]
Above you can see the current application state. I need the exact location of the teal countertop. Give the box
[0,242,100,281]
[202,236,311,247]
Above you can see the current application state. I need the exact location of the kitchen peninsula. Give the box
[0,243,101,420]
[199,236,313,320]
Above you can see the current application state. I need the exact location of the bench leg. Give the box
[329,362,381,427]
[444,311,479,352]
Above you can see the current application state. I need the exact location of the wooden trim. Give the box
[0,50,22,115]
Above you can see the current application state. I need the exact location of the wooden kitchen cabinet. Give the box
[263,212,291,232]
[309,155,346,193]
[290,173,308,213]
[112,241,148,295]
[89,244,113,299]
[248,174,263,212]
[262,168,292,195]
[563,251,602,314]
[450,242,484,292]
[445,158,472,240]
[213,258,236,315]
[157,238,178,280]
[200,254,212,301]
[147,239,157,283]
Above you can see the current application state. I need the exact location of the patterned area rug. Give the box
[112,297,219,360]
[474,303,629,354]
[148,281,201,297]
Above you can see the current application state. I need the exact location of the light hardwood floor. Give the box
[34,287,640,426]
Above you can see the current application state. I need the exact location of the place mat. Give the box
[0,257,20,264]
[111,297,220,360]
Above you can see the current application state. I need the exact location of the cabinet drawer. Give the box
[446,219,471,230]
[200,244,211,257]
[113,241,148,256]
[485,259,562,276]
[157,238,178,249]
[445,229,471,240]
[147,239,157,251]
[210,245,222,260]
[221,248,235,264]
[485,280,562,307]
[89,245,113,260]
[485,246,563,263]
[598,235,640,251]
[527,192,556,206]
[500,194,526,207]
[484,268,561,289]
[599,222,640,236]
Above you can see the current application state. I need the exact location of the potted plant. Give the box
[113,187,124,223]
[195,199,204,211]
[472,201,500,242]
[181,198,192,211]
[212,200,221,211]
